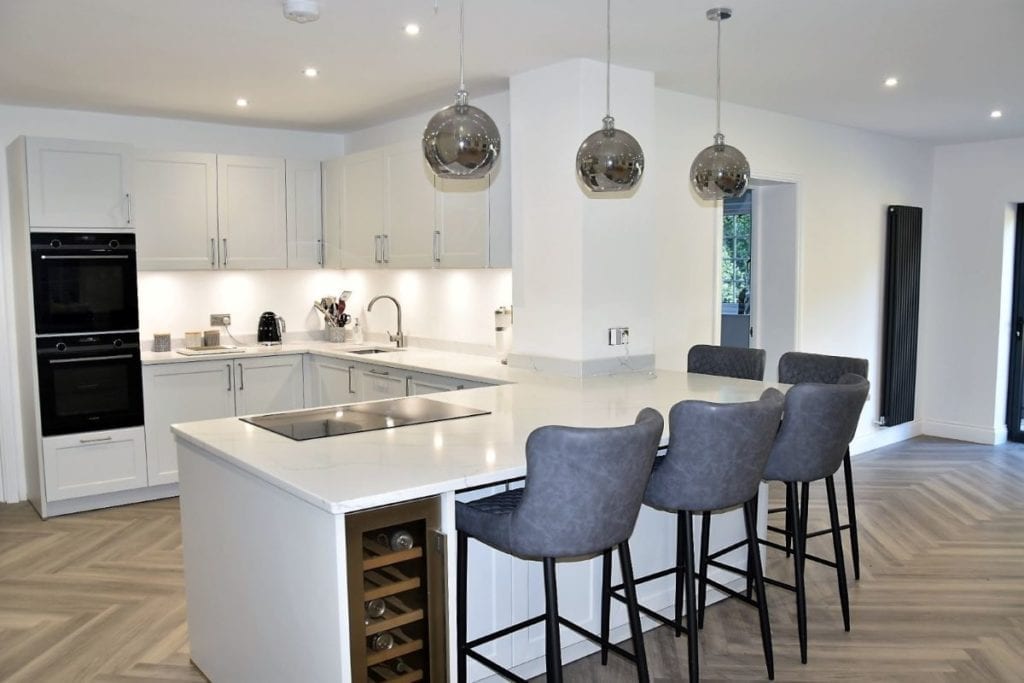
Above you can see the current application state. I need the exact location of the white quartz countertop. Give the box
[171,349,783,515]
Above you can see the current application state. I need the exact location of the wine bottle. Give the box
[370,632,395,651]
[388,529,414,551]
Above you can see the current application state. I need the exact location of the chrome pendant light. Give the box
[690,7,750,200]
[575,0,644,193]
[422,0,501,179]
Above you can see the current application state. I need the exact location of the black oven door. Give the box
[31,232,139,334]
[36,333,144,437]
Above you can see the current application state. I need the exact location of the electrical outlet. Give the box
[210,313,232,327]
[608,327,629,345]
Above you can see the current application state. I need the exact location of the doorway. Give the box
[719,191,753,349]
[1006,204,1024,442]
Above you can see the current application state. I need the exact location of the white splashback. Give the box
[137,269,512,350]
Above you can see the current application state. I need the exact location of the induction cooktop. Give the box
[241,396,490,441]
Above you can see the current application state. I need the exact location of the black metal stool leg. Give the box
[744,499,775,680]
[457,530,468,683]
[674,511,685,637]
[826,475,851,631]
[784,497,793,558]
[790,482,809,664]
[842,450,861,580]
[618,541,651,683]
[682,510,700,682]
[543,557,563,683]
[600,548,612,665]
[697,511,710,630]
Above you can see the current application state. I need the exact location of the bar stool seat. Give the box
[456,409,664,683]
[687,344,767,381]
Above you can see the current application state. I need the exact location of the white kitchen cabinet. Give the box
[407,370,490,395]
[233,355,305,416]
[320,158,344,269]
[384,143,435,268]
[135,151,219,270]
[304,355,359,407]
[217,155,288,269]
[355,364,406,402]
[339,150,386,269]
[286,159,324,269]
[42,427,147,501]
[24,137,133,229]
[143,361,236,486]
[434,176,490,268]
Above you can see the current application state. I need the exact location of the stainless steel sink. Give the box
[349,347,405,355]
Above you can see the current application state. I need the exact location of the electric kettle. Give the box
[257,311,285,345]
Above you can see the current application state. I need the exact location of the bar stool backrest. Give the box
[763,375,869,483]
[644,389,784,513]
[688,344,767,381]
[509,408,664,558]
[778,351,868,385]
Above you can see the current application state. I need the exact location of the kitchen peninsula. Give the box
[171,346,781,683]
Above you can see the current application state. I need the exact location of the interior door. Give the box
[1007,204,1024,442]
[384,143,435,268]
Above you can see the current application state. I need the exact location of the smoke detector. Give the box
[283,0,319,23]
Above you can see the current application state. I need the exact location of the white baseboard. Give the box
[920,419,1008,445]
[850,420,922,455]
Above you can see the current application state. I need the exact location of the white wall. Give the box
[920,137,1024,443]
[653,90,934,450]
[753,183,799,376]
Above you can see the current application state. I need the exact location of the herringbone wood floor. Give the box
[1,436,1022,681]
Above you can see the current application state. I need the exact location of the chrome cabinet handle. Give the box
[125,193,133,225]
[405,376,411,395]
[317,238,323,266]
[369,368,389,376]
[383,234,390,263]
[80,435,113,444]
[210,238,216,267]
[222,238,228,266]
[433,231,441,263]
[237,363,244,390]
[348,366,355,394]
[226,363,232,391]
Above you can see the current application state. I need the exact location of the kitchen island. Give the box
[172,352,781,682]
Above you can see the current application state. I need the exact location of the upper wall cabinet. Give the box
[286,160,323,269]
[217,155,288,270]
[338,149,387,269]
[434,176,489,268]
[385,143,435,268]
[24,137,134,229]
[135,151,219,270]
[321,158,344,270]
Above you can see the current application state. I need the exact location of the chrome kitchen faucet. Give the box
[367,294,407,348]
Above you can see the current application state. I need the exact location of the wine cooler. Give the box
[346,496,446,682]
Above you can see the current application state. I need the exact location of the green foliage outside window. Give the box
[722,213,752,307]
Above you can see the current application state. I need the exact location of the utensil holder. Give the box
[328,327,346,343]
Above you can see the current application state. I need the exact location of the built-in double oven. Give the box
[31,232,143,437]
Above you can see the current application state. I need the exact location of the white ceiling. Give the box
[0,0,1021,144]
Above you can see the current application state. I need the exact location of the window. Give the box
[722,191,752,315]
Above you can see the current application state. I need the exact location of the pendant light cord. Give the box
[459,0,466,91]
[715,13,722,136]
[605,0,611,118]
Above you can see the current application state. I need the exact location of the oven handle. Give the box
[39,255,131,260]
[48,354,135,364]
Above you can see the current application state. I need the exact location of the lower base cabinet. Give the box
[42,427,148,501]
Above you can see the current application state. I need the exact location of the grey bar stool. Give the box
[776,352,869,579]
[687,344,767,381]
[456,409,664,683]
[705,375,869,665]
[605,390,784,682]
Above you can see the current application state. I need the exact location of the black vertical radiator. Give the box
[879,205,923,427]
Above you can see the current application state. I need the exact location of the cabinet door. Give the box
[143,361,237,486]
[384,143,435,268]
[435,175,490,268]
[25,137,133,229]
[135,151,218,270]
[217,155,287,269]
[340,151,386,269]
[307,356,358,407]
[286,159,323,269]
[356,366,407,402]
[42,427,147,501]
[234,355,305,416]
[321,158,344,269]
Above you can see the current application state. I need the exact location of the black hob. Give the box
[241,396,490,441]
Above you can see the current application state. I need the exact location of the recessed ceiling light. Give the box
[235,98,249,108]
[403,23,420,36]
[884,76,899,88]
[991,109,1003,119]
[303,67,319,78]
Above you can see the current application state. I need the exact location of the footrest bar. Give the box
[464,648,529,683]
[706,538,747,562]
[558,617,637,663]
[465,614,546,648]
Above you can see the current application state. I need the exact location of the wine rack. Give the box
[346,496,445,682]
